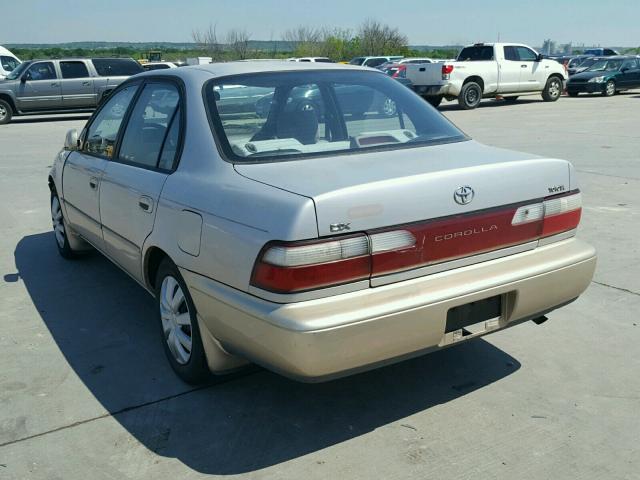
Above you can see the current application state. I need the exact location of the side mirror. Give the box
[20,75,27,83]
[64,129,79,151]
[536,53,544,62]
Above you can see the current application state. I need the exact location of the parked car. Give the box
[142,62,179,71]
[0,57,143,124]
[566,56,640,97]
[48,62,596,383]
[349,56,404,68]
[0,45,21,79]
[287,57,333,63]
[254,82,399,118]
[405,43,567,109]
[380,58,434,78]
[583,48,619,57]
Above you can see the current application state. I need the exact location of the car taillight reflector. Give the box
[262,236,369,266]
[442,64,454,74]
[541,192,582,237]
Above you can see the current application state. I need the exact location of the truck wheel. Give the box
[426,95,443,108]
[0,99,13,125]
[542,76,562,102]
[603,80,616,97]
[458,82,482,110]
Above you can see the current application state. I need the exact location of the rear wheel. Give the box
[51,193,78,259]
[0,99,12,125]
[156,258,210,384]
[458,82,482,110]
[542,76,563,102]
[603,80,616,97]
[426,95,443,108]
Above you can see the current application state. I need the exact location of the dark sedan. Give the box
[567,57,640,97]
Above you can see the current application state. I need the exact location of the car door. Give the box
[15,61,61,111]
[619,59,640,89]
[60,60,96,108]
[515,46,544,91]
[499,46,522,93]
[99,81,182,282]
[62,84,139,249]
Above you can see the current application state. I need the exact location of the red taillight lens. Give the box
[442,64,454,74]
[393,65,407,78]
[251,191,582,293]
[251,235,371,293]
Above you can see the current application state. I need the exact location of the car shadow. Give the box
[438,98,541,111]
[12,232,521,474]
[11,115,92,124]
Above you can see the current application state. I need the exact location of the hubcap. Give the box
[0,105,6,121]
[606,82,615,95]
[466,88,479,104]
[383,98,397,116]
[549,80,561,98]
[160,276,193,365]
[51,196,66,248]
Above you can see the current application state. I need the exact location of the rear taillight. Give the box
[393,65,407,78]
[251,191,582,293]
[442,64,454,80]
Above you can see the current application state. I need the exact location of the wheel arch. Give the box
[144,246,172,291]
[463,76,485,92]
[0,93,17,113]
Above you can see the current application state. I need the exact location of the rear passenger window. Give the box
[118,83,180,168]
[83,85,138,158]
[157,107,181,170]
[61,61,89,79]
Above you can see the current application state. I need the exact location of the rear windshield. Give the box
[458,46,494,61]
[205,70,466,163]
[91,58,143,76]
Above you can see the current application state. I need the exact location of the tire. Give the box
[542,76,563,102]
[0,99,13,125]
[426,95,443,108]
[458,82,483,110]
[568,91,579,97]
[603,80,616,97]
[155,258,210,384]
[504,96,519,103]
[51,193,78,259]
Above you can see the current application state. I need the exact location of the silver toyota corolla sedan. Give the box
[48,62,596,383]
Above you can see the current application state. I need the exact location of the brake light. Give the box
[251,191,582,293]
[393,65,407,78]
[442,64,454,80]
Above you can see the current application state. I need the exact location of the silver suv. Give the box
[0,58,143,124]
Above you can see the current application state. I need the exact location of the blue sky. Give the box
[3,0,639,46]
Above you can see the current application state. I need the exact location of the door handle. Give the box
[138,196,153,213]
[82,81,91,86]
[51,82,60,87]
[521,64,528,68]
[89,177,99,189]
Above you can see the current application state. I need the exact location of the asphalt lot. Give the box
[1,93,639,479]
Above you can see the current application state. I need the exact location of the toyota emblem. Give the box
[454,186,474,205]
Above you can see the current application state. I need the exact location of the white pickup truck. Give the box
[405,43,567,109]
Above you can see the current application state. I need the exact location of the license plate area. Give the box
[440,295,503,346]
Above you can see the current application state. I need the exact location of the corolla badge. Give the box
[454,186,474,205]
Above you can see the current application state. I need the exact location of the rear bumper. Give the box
[567,82,604,94]
[183,238,596,381]
[412,84,452,97]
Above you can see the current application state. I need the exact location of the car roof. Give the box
[137,60,373,81]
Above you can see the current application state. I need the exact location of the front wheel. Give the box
[542,76,563,102]
[156,258,210,384]
[603,80,616,97]
[0,99,12,125]
[458,82,482,110]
